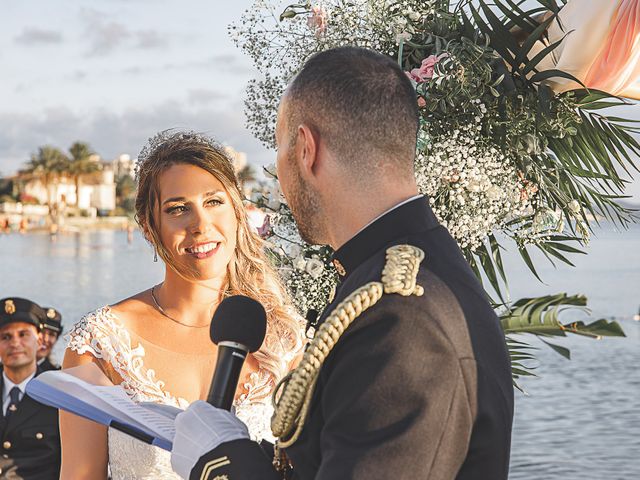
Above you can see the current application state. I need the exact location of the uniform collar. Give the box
[3,370,36,398]
[331,196,439,280]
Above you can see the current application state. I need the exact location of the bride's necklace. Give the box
[150,284,210,328]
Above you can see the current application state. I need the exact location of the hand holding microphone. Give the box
[207,295,267,410]
[171,295,267,479]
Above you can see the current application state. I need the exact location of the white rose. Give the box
[466,179,482,192]
[568,199,581,214]
[486,185,503,201]
[305,258,325,279]
[286,243,303,258]
[267,197,281,210]
[264,163,277,179]
[395,31,412,43]
[293,256,307,271]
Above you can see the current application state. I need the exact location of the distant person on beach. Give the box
[0,297,61,480]
[36,308,62,372]
[59,131,304,479]
[126,223,134,244]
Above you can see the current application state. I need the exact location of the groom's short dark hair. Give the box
[286,46,419,174]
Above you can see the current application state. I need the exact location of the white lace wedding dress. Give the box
[66,306,275,479]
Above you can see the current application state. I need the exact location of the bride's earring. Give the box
[153,249,158,262]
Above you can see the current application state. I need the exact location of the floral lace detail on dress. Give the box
[66,306,188,408]
[65,306,277,479]
[66,306,276,438]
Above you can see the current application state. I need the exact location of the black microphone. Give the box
[207,295,267,410]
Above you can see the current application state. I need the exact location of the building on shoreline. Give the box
[0,154,132,230]
[20,154,116,216]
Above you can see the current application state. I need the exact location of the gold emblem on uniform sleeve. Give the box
[4,300,16,315]
[46,308,56,319]
[199,456,230,480]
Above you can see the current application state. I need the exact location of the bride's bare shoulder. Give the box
[109,290,154,325]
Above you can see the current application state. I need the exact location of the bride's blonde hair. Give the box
[134,131,304,387]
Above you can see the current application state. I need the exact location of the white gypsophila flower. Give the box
[232,0,436,144]
[414,115,535,250]
[568,199,581,214]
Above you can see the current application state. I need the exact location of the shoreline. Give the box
[0,216,135,234]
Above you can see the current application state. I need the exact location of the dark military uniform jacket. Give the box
[191,197,514,479]
[36,359,59,374]
[0,366,61,480]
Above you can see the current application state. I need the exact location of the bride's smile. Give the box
[60,131,304,480]
[184,241,220,258]
[157,163,237,280]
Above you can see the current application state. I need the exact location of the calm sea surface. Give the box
[0,224,638,479]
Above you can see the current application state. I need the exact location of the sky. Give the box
[1,0,639,201]
[0,0,267,173]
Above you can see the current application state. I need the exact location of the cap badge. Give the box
[47,308,56,319]
[4,300,16,315]
[332,259,346,277]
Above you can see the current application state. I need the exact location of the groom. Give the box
[171,46,514,479]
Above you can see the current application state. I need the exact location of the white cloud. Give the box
[0,101,273,176]
[80,8,168,57]
[14,27,63,46]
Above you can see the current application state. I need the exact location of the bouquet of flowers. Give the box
[233,0,635,383]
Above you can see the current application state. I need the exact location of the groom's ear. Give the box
[297,123,320,178]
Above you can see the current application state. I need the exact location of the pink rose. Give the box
[417,96,427,108]
[307,5,327,36]
[406,54,447,83]
[257,215,272,239]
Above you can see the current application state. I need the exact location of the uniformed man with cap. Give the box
[170,47,513,480]
[0,297,61,480]
[36,308,62,372]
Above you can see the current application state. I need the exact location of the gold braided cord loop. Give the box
[271,282,384,444]
[270,244,426,449]
[382,245,425,297]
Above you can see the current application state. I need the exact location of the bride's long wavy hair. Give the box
[134,132,304,389]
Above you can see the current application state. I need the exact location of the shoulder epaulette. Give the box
[270,245,425,459]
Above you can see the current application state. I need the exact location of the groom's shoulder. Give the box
[330,233,503,362]
[337,246,473,353]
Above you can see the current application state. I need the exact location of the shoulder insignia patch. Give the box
[381,245,425,296]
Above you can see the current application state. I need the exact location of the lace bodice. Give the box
[66,306,275,480]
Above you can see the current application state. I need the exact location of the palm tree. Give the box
[237,164,257,191]
[23,146,69,208]
[67,141,100,207]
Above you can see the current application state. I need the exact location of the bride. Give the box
[60,131,304,479]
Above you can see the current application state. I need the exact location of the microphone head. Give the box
[210,295,267,352]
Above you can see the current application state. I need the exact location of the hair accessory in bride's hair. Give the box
[134,129,231,183]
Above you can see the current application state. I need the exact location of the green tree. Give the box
[67,141,100,207]
[237,164,257,190]
[23,146,69,208]
[116,174,136,214]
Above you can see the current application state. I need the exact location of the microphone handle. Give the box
[207,344,248,410]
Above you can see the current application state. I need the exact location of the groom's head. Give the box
[276,47,419,246]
